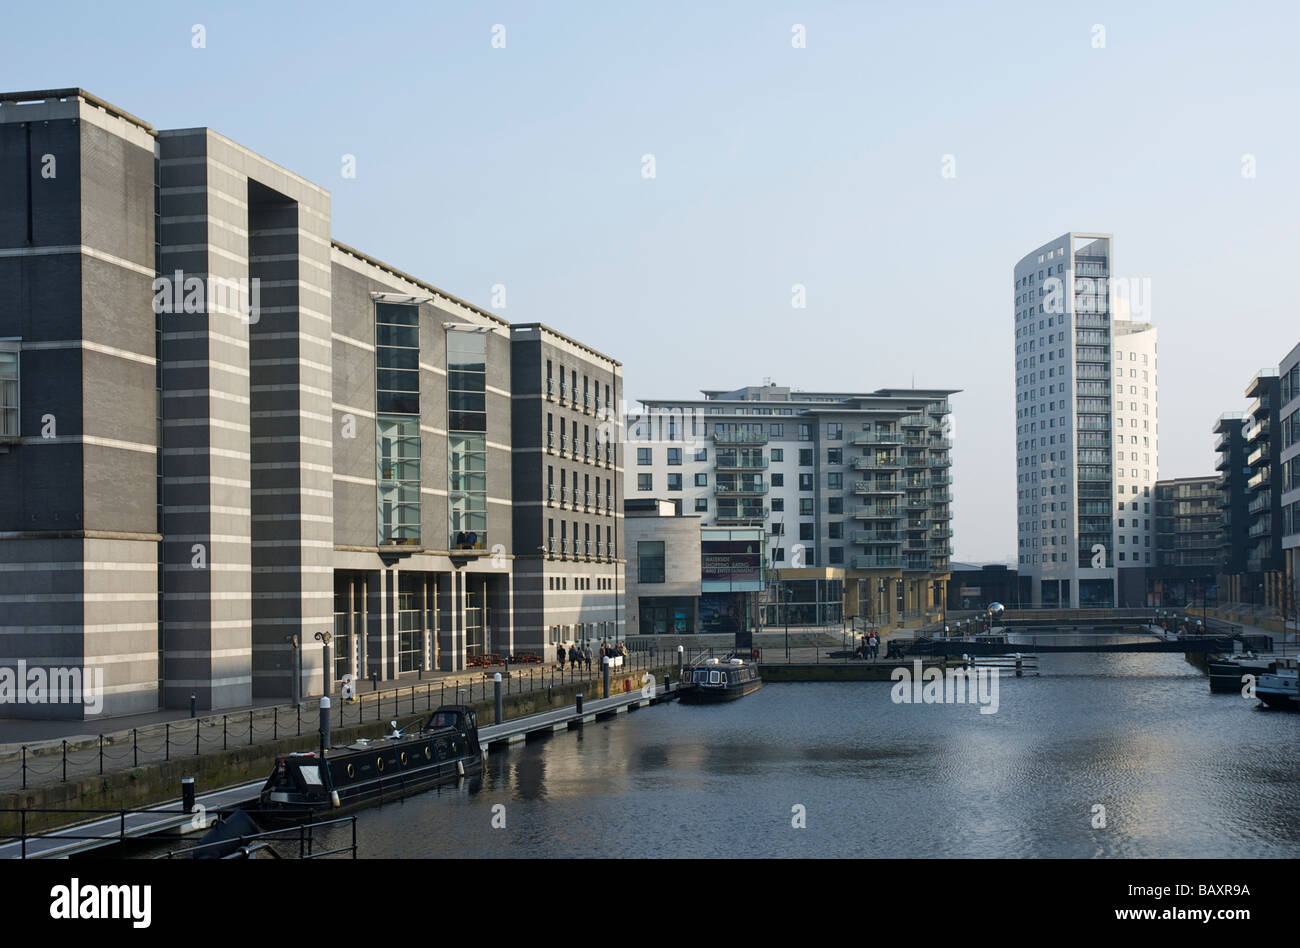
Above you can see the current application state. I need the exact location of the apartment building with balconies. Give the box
[626,383,956,629]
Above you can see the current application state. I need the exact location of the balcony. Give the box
[904,477,931,490]
[903,554,931,571]
[853,555,902,570]
[852,531,901,544]
[929,436,953,450]
[853,431,904,445]
[583,393,594,413]
[1247,443,1270,467]
[904,538,928,551]
[713,431,768,445]
[1247,468,1271,492]
[903,454,928,469]
[716,456,769,470]
[1248,491,1271,514]
[559,383,570,404]
[546,378,557,400]
[900,414,927,428]
[547,484,557,503]
[853,456,902,470]
[854,505,900,520]
[930,491,953,503]
[927,402,951,416]
[930,473,952,486]
[906,496,930,509]
[716,507,767,525]
[715,482,768,496]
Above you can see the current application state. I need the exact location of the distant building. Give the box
[626,383,956,629]
[1148,477,1222,606]
[1278,343,1300,616]
[1014,233,1158,608]
[945,562,1022,611]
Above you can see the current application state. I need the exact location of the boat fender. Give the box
[623,678,630,692]
[457,760,465,776]
[330,790,341,808]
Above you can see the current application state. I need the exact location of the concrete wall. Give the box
[0,92,159,719]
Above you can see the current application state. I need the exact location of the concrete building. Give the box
[1014,233,1159,608]
[1280,343,1300,619]
[509,324,623,649]
[624,499,765,637]
[626,383,955,629]
[0,88,620,718]
[1149,476,1222,607]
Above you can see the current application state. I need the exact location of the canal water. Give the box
[320,652,1300,858]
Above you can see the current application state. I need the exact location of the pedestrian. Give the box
[557,643,566,670]
[869,633,879,660]
[569,643,580,670]
[584,645,592,672]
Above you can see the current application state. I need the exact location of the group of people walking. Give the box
[556,640,627,672]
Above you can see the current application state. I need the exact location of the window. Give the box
[827,423,842,440]
[378,415,421,545]
[771,448,784,462]
[827,497,843,514]
[828,521,843,539]
[799,449,813,466]
[770,424,784,438]
[799,473,813,490]
[771,473,784,487]
[667,447,682,465]
[828,547,844,565]
[799,498,814,516]
[667,473,682,491]
[772,498,785,512]
[694,498,708,512]
[799,424,812,441]
[448,432,487,549]
[637,473,652,491]
[375,303,420,415]
[827,472,843,489]
[799,522,814,541]
[694,448,708,462]
[694,472,708,486]
[827,448,842,465]
[0,342,17,439]
[637,447,652,465]
[638,541,666,583]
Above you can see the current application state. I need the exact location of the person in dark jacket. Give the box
[557,643,566,669]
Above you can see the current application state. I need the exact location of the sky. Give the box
[4,0,1298,562]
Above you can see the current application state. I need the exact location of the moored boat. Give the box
[1256,658,1299,710]
[1207,654,1275,694]
[678,657,762,703]
[258,704,484,815]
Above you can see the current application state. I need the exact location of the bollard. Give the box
[602,658,610,699]
[182,776,196,815]
[662,673,670,699]
[677,645,684,683]
[1015,653,1023,678]
[576,691,584,715]
[494,673,503,725]
[320,695,331,759]
[190,693,197,719]
[195,719,200,755]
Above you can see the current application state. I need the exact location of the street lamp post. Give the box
[784,586,793,660]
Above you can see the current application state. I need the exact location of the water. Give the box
[320,652,1300,858]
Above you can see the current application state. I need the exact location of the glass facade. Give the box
[376,303,421,545]
[448,329,488,550]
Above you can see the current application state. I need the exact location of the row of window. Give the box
[545,359,613,415]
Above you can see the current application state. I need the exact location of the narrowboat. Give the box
[258,705,484,815]
[678,658,762,703]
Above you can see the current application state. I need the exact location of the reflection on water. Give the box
[316,652,1300,858]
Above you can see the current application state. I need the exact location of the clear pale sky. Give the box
[5,1,1297,562]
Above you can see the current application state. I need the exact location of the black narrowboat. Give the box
[678,658,762,703]
[258,705,483,815]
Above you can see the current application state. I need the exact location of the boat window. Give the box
[299,765,324,786]
[709,671,720,684]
